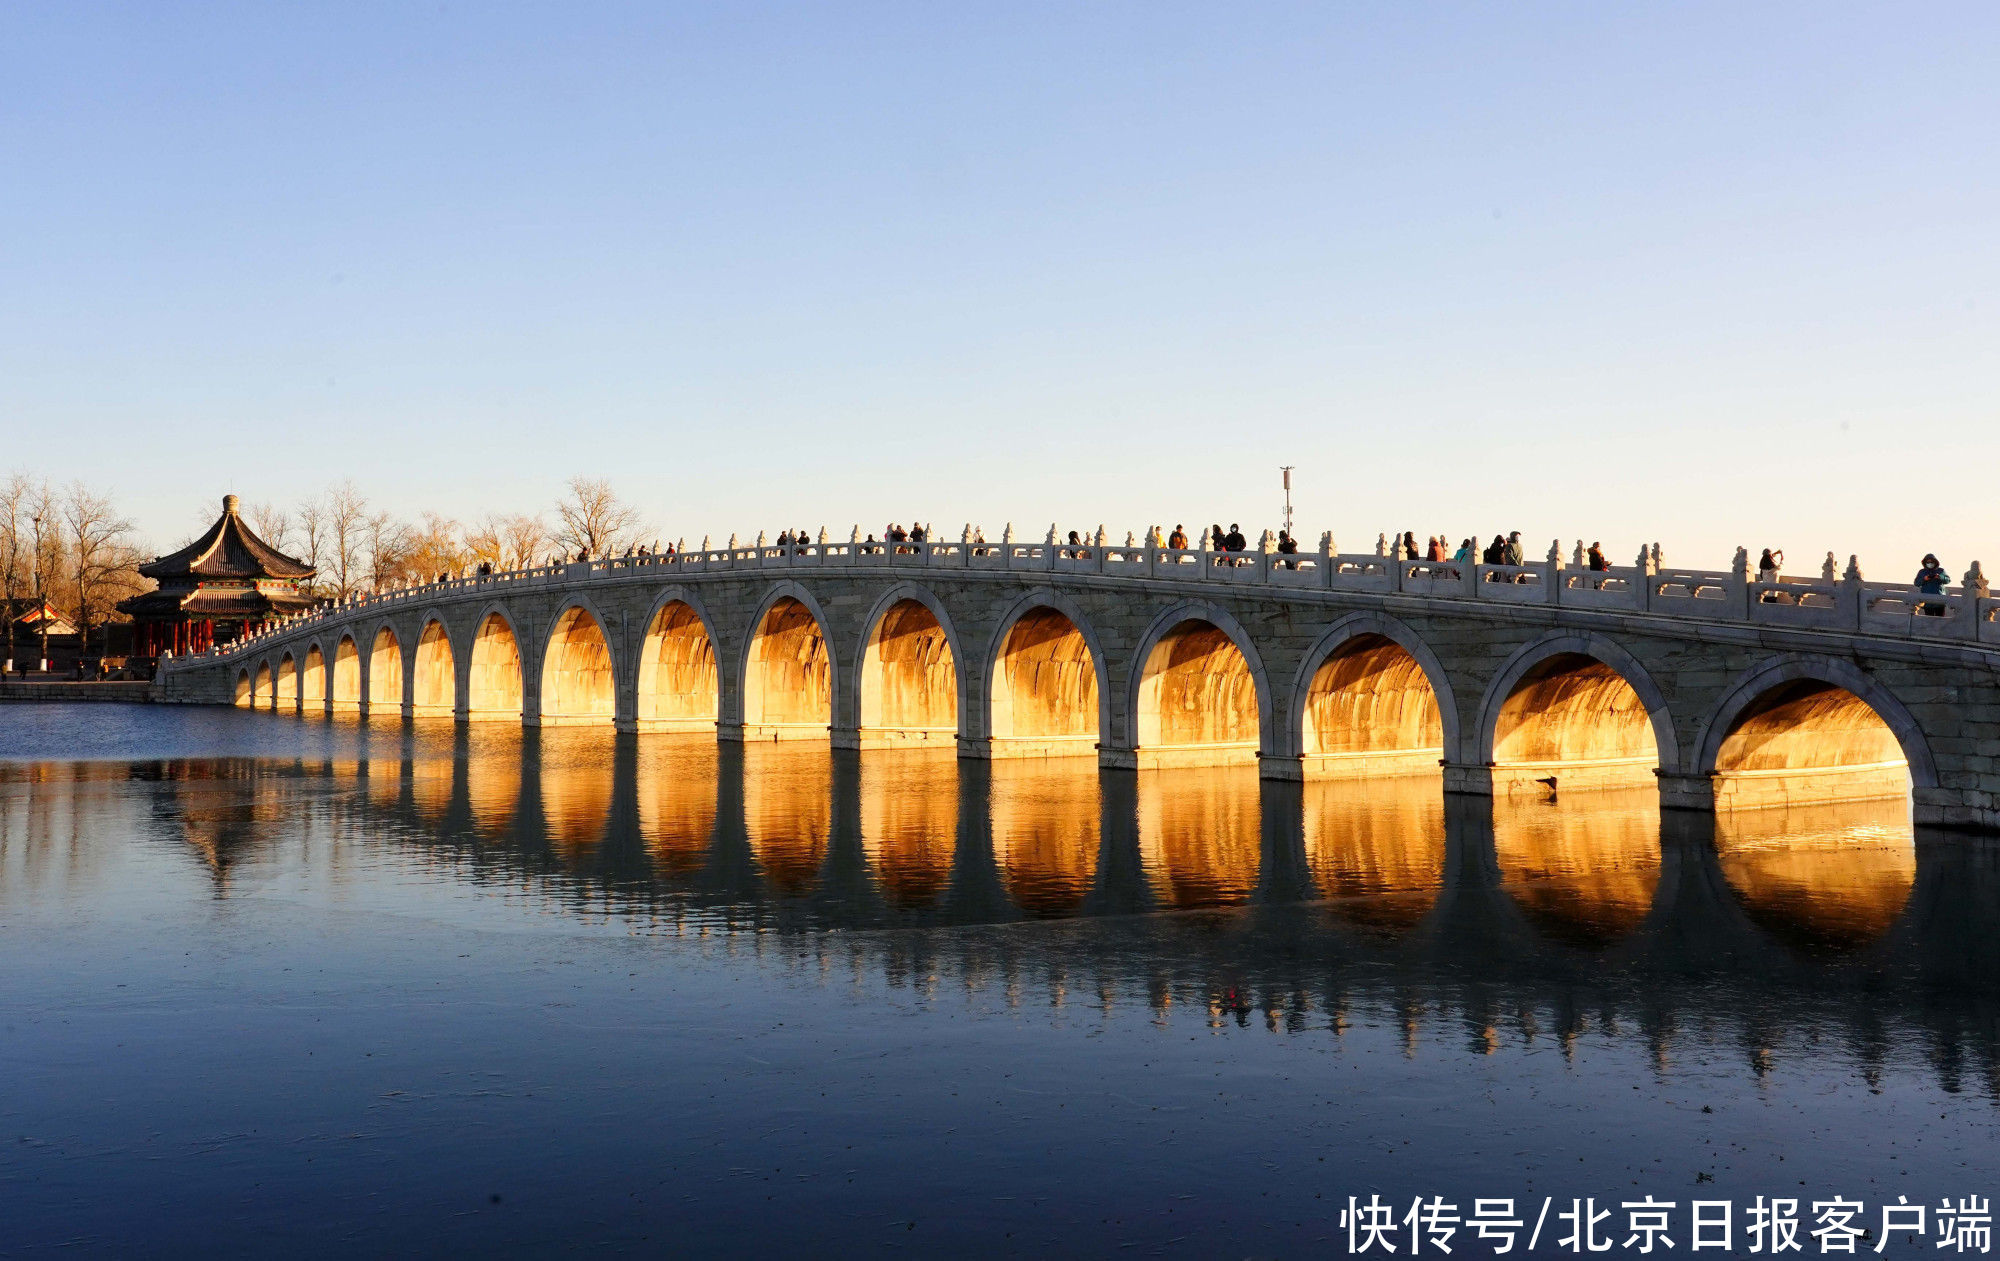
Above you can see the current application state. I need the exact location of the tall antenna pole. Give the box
[1280,466,1294,535]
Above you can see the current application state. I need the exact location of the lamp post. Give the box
[30,512,47,673]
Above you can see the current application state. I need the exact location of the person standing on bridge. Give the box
[1168,524,1188,550]
[1587,542,1611,573]
[1504,532,1525,567]
[1758,548,1784,584]
[1915,554,1950,616]
[1225,524,1246,552]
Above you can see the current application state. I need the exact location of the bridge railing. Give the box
[165,535,2000,671]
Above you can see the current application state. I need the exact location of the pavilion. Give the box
[121,495,321,658]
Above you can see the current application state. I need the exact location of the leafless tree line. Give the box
[242,475,648,599]
[0,474,145,657]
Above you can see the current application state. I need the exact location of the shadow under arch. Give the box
[634,588,721,732]
[1694,655,1934,810]
[467,607,525,721]
[540,598,619,727]
[983,588,1110,759]
[856,582,964,749]
[412,616,456,717]
[739,581,837,740]
[1288,611,1459,775]
[1475,631,1678,794]
[1126,599,1271,770]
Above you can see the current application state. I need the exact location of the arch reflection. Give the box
[1492,789,1661,948]
[990,759,1100,916]
[635,735,720,876]
[742,742,832,895]
[1304,775,1445,932]
[860,748,958,907]
[1716,798,1916,953]
[1136,765,1261,908]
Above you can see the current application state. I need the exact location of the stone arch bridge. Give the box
[158,536,2000,830]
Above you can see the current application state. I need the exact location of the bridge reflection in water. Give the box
[21,719,2000,1097]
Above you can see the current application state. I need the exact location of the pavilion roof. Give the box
[140,495,315,582]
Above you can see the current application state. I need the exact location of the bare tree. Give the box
[0,473,27,663]
[364,511,413,593]
[403,512,465,582]
[245,500,295,555]
[294,494,329,594]
[26,480,59,666]
[60,482,138,653]
[500,513,547,570]
[551,477,642,559]
[324,481,369,599]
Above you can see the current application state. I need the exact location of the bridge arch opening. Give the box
[252,662,273,708]
[331,635,361,710]
[540,605,616,725]
[1134,619,1259,769]
[859,598,958,748]
[1490,652,1660,792]
[743,596,831,739]
[1709,680,1912,809]
[275,654,297,709]
[413,621,456,716]
[636,601,718,731]
[1302,633,1444,776]
[368,628,403,712]
[467,613,524,720]
[301,645,326,708]
[234,669,252,708]
[988,606,1099,759]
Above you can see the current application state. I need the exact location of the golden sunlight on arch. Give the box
[275,655,297,709]
[1303,634,1444,777]
[859,600,958,749]
[331,636,361,709]
[636,601,718,732]
[368,628,403,711]
[252,662,273,708]
[989,607,1098,760]
[540,606,616,726]
[1712,681,1911,810]
[742,597,831,740]
[1135,621,1258,769]
[301,645,326,708]
[467,614,524,720]
[234,670,252,708]
[1491,653,1658,793]
[412,621,456,717]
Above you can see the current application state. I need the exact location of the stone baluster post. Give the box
[1841,554,1865,629]
[1545,539,1564,605]
[1731,546,1752,620]
[1960,561,1987,640]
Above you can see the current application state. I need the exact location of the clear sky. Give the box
[4,3,1996,572]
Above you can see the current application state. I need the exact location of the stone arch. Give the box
[253,660,273,708]
[412,617,456,716]
[984,589,1109,758]
[1127,600,1271,769]
[367,625,404,711]
[331,634,361,709]
[1288,612,1459,775]
[857,583,963,748]
[234,668,252,708]
[635,589,720,731]
[1475,631,1678,793]
[540,600,618,726]
[275,653,298,709]
[301,642,327,707]
[467,608,525,721]
[1695,655,1934,809]
[740,583,835,740]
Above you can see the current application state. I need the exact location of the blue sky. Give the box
[4,3,1996,571]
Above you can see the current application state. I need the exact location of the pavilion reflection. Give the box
[1716,797,1916,954]
[1304,774,1446,933]
[1492,788,1661,949]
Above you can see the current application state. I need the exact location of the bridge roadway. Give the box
[157,534,2000,830]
